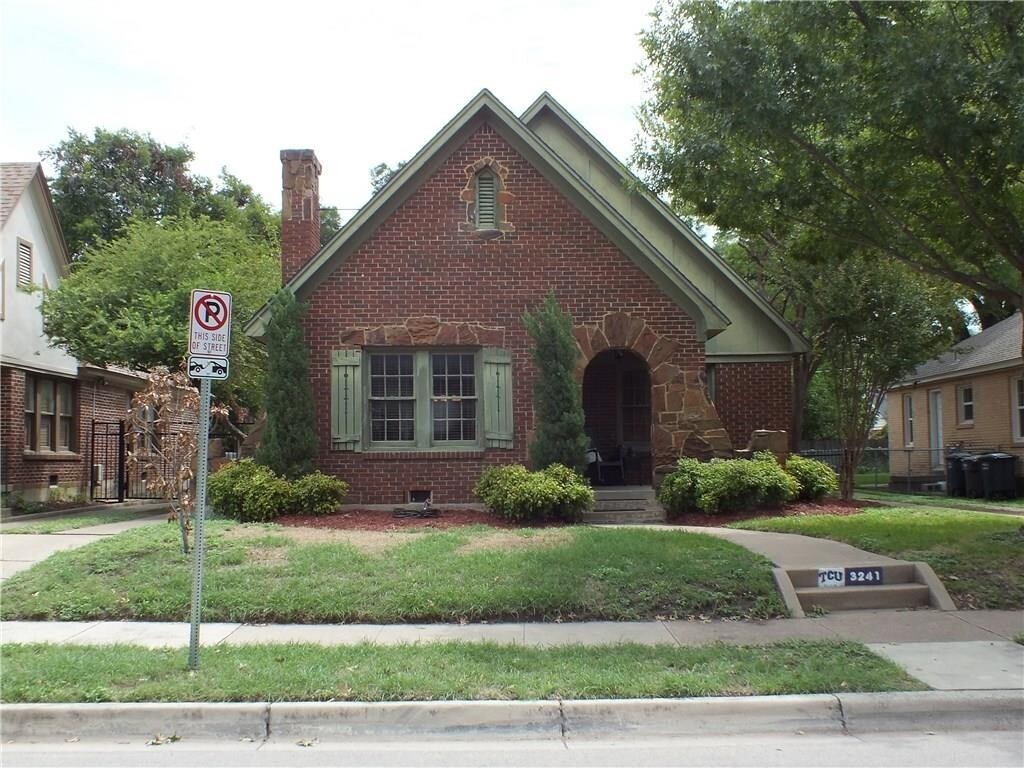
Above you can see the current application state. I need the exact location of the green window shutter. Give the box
[331,349,362,451]
[482,347,513,448]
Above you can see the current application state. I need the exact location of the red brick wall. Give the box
[302,123,708,503]
[713,361,793,449]
[1,365,133,498]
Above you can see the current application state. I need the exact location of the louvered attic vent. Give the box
[17,241,32,285]
[475,172,496,229]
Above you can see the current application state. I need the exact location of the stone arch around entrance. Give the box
[571,311,733,475]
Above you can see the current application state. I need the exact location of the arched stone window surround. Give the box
[459,156,515,238]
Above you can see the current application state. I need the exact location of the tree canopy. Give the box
[40,216,279,409]
[637,1,1024,311]
[44,128,278,256]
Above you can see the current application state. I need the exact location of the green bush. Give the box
[785,455,839,501]
[291,471,348,516]
[474,463,593,523]
[657,453,798,515]
[208,460,347,522]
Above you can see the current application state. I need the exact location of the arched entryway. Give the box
[582,349,652,485]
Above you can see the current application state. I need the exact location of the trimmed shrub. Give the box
[657,453,798,515]
[208,460,348,522]
[474,463,594,523]
[785,455,839,501]
[208,459,292,523]
[291,471,349,515]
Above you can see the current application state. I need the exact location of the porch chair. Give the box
[596,445,626,485]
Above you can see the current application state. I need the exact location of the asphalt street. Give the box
[4,730,1022,768]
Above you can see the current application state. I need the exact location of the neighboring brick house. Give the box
[246,91,806,504]
[887,312,1023,490]
[0,163,145,502]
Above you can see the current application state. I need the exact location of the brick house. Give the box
[0,163,145,502]
[245,91,806,504]
[887,312,1023,490]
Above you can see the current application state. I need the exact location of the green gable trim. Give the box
[244,89,730,341]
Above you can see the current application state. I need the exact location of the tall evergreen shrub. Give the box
[522,292,589,473]
[255,289,317,478]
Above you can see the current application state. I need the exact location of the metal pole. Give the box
[188,377,212,671]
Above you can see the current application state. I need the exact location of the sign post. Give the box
[187,289,232,671]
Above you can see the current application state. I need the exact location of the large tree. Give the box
[40,216,279,410]
[812,257,955,499]
[637,1,1024,318]
[44,128,278,256]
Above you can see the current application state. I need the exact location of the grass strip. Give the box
[2,510,154,534]
[732,507,1024,609]
[0,523,785,623]
[856,489,1024,510]
[0,640,924,703]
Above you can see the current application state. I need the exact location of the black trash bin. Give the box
[945,453,972,497]
[961,455,984,498]
[978,453,1019,499]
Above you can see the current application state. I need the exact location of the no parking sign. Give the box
[187,290,232,379]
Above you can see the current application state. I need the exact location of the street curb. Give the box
[2,691,1021,742]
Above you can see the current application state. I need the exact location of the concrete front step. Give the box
[593,487,657,502]
[773,561,957,617]
[787,564,918,589]
[583,507,666,525]
[796,584,932,612]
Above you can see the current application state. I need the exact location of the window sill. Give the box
[357,450,486,460]
[22,451,82,462]
[956,422,975,428]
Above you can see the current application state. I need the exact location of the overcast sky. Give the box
[1,0,656,218]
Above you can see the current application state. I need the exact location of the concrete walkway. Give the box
[679,525,899,568]
[0,510,167,580]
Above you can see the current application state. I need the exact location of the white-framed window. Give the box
[957,384,974,424]
[16,239,32,286]
[1013,376,1024,443]
[903,393,914,446]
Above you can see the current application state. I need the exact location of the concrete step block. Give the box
[593,487,657,502]
[796,584,931,612]
[787,564,918,589]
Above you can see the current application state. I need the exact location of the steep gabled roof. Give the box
[0,162,71,267]
[521,93,807,356]
[1,162,39,225]
[248,90,738,339]
[894,312,1022,387]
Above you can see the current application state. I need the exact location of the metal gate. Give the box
[89,420,170,501]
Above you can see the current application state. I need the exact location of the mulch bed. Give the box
[666,498,881,528]
[277,498,880,532]
[277,508,516,531]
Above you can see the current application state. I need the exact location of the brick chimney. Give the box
[280,149,322,284]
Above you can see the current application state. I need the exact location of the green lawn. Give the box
[857,488,1024,509]
[732,507,1024,609]
[0,522,785,622]
[0,641,923,703]
[1,509,157,534]
[854,471,890,489]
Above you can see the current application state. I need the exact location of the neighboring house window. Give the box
[329,347,513,452]
[1013,377,1024,442]
[957,384,974,424]
[16,239,32,286]
[903,394,914,446]
[475,171,497,229]
[24,374,75,452]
